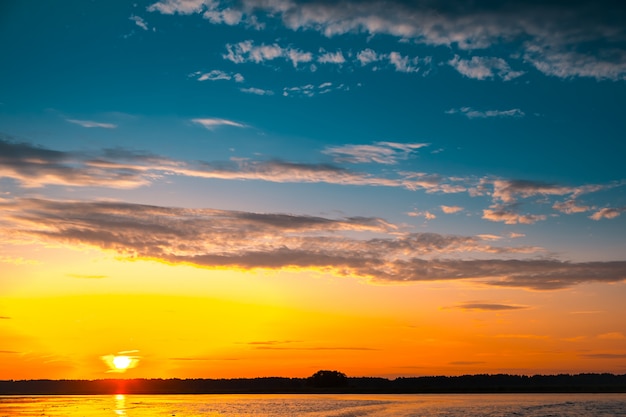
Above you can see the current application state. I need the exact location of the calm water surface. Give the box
[1,393,625,416]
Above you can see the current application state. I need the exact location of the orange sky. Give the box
[1,245,625,379]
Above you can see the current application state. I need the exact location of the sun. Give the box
[101,351,140,373]
[112,355,132,370]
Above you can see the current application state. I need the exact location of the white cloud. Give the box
[147,0,206,15]
[286,48,313,67]
[441,205,464,214]
[223,40,312,68]
[323,142,428,165]
[318,50,346,64]
[283,82,348,97]
[356,48,381,66]
[66,119,117,129]
[129,15,150,31]
[203,8,243,25]
[407,210,436,220]
[477,234,502,241]
[553,200,591,214]
[356,49,422,73]
[590,207,624,221]
[388,51,420,73]
[491,180,582,204]
[149,1,626,82]
[448,55,524,81]
[222,41,424,74]
[524,46,626,81]
[191,118,246,129]
[446,107,525,119]
[482,207,547,225]
[195,69,240,81]
[240,87,274,96]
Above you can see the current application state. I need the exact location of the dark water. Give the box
[1,393,626,416]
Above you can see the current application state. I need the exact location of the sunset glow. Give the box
[1,0,625,381]
[113,357,132,371]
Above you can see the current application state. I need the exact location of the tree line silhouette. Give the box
[1,371,625,395]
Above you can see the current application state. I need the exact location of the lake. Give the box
[1,393,626,416]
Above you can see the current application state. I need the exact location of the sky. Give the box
[1,0,626,380]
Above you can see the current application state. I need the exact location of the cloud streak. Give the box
[0,137,621,225]
[2,197,624,290]
[447,303,529,311]
[192,118,246,129]
[0,137,157,188]
[66,119,117,129]
[448,56,524,81]
[322,142,429,165]
[191,69,244,82]
[446,107,525,119]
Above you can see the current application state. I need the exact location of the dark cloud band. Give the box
[3,198,625,291]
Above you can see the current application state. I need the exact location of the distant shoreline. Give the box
[2,373,626,395]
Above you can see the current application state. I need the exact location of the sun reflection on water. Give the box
[114,394,126,416]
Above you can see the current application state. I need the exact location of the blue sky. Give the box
[1,0,626,288]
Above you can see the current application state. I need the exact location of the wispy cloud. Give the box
[0,255,38,265]
[490,180,606,204]
[240,87,274,96]
[148,1,626,81]
[2,197,624,290]
[323,142,428,165]
[446,107,525,119]
[222,41,425,73]
[356,49,426,73]
[253,345,378,351]
[0,137,621,226]
[407,210,436,220]
[482,206,547,225]
[477,234,501,241]
[590,207,624,221]
[0,137,456,191]
[191,118,246,129]
[191,69,244,82]
[318,50,346,65]
[203,8,244,26]
[524,47,626,81]
[446,303,529,311]
[66,119,117,129]
[553,199,591,214]
[282,82,348,97]
[147,0,205,15]
[223,40,312,67]
[0,137,159,188]
[356,48,381,66]
[441,205,463,214]
[448,55,524,81]
[388,51,420,73]
[597,332,626,340]
[129,15,151,31]
[580,353,626,359]
[494,334,548,339]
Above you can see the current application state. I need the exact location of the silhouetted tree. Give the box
[307,370,348,388]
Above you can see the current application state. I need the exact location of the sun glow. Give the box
[101,351,140,373]
[113,356,132,370]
